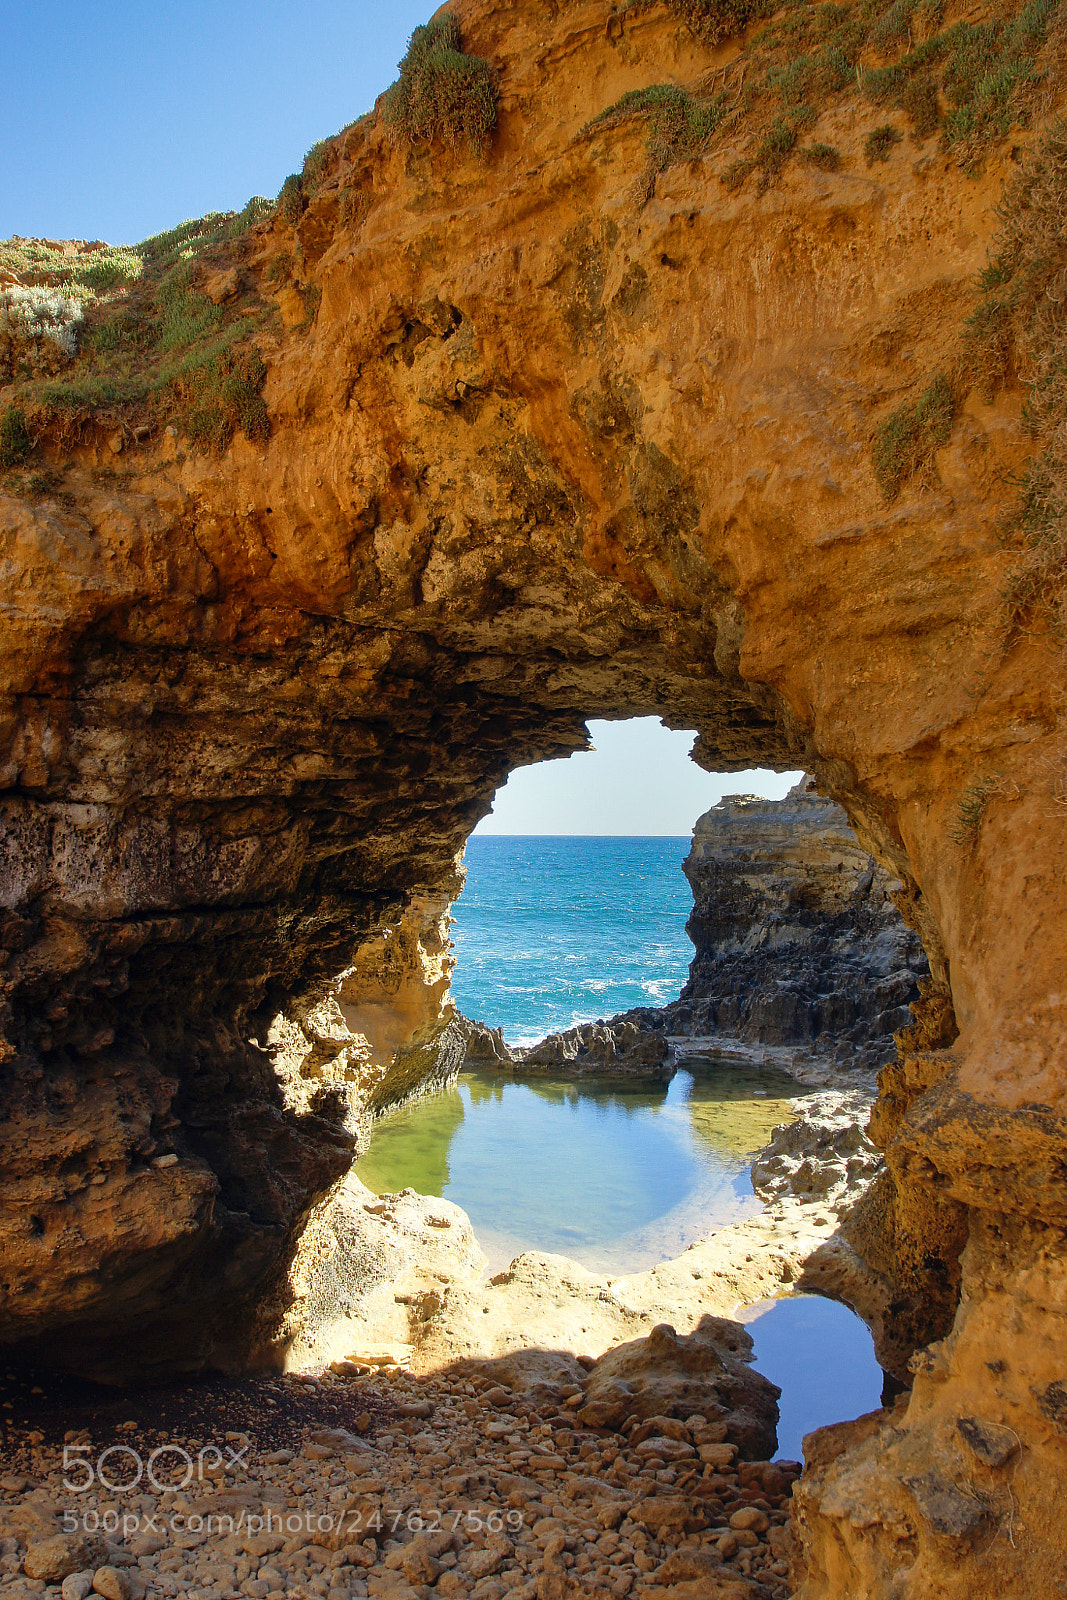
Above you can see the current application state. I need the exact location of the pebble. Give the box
[0,1366,801,1600]
[91,1568,131,1600]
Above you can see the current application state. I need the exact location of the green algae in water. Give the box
[355,1060,805,1273]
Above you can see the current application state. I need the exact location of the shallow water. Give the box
[355,1060,805,1273]
[739,1294,886,1461]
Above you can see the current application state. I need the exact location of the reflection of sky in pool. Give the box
[355,1061,809,1273]
[739,1294,886,1461]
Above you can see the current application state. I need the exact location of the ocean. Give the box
[449,835,695,1047]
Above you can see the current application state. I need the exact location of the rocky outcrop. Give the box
[663,783,927,1066]
[1,0,1066,1591]
[462,780,924,1076]
[515,1018,672,1075]
[751,1103,883,1216]
[577,1318,781,1461]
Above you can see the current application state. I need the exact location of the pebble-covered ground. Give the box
[0,1361,800,1600]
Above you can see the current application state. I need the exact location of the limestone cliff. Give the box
[1,0,1066,1593]
[668,780,927,1065]
[469,779,926,1071]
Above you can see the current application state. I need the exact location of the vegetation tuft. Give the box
[951,775,1002,845]
[587,85,725,197]
[872,373,955,500]
[302,140,334,188]
[0,406,31,469]
[384,16,498,156]
[2,194,277,452]
[170,346,270,454]
[588,0,1059,198]
[277,175,305,226]
[801,140,842,168]
[863,0,1056,161]
[665,0,771,43]
[865,121,904,162]
[964,119,1067,636]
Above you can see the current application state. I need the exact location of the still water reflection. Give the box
[739,1294,887,1460]
[355,1061,808,1273]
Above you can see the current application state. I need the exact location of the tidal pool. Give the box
[355,1060,806,1273]
[739,1294,887,1460]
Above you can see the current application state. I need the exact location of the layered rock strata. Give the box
[666,784,927,1067]
[0,0,1065,1592]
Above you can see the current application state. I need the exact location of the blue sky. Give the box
[475,721,802,835]
[0,1,429,243]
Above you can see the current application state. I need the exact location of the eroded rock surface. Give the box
[577,1320,780,1462]
[515,1021,671,1077]
[1,0,1066,1593]
[663,784,927,1068]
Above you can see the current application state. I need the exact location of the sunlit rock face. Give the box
[1,1,1066,1590]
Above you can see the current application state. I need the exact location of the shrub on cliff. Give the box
[588,84,724,202]
[864,122,903,164]
[667,0,769,42]
[167,344,270,454]
[384,16,497,156]
[0,285,85,358]
[0,406,30,469]
[277,174,305,225]
[872,374,955,501]
[965,119,1067,637]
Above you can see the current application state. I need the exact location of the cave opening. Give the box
[452,716,802,1047]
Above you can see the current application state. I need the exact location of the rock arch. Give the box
[1,1,1065,1590]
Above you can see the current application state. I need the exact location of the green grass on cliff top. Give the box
[0,199,278,451]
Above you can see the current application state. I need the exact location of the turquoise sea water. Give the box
[363,834,887,1443]
[450,836,694,1046]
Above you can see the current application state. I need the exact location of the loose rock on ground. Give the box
[0,1334,801,1600]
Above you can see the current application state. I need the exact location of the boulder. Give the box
[578,1317,779,1459]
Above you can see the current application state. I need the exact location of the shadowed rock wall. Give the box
[670,780,928,1066]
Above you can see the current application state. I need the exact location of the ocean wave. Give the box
[450,837,696,1039]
